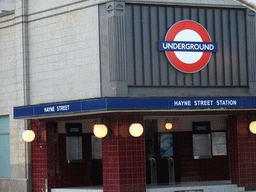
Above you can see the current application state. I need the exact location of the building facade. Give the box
[0,0,256,191]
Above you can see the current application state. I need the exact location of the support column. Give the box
[100,1,128,97]
[31,119,47,192]
[102,116,146,192]
[31,120,59,192]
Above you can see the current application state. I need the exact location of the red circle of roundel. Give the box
[165,20,212,73]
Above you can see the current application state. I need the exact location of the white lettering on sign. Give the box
[216,100,237,106]
[57,105,70,111]
[174,100,191,106]
[162,42,215,52]
[43,105,70,113]
[44,107,55,113]
[194,100,213,106]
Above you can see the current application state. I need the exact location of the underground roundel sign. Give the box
[159,20,218,73]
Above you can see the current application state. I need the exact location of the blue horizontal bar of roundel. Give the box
[159,41,218,52]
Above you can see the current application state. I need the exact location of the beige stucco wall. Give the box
[28,5,100,105]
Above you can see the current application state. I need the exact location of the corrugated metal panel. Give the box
[109,16,127,81]
[247,10,256,82]
[126,4,248,87]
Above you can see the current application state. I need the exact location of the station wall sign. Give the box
[13,97,256,119]
[159,20,217,73]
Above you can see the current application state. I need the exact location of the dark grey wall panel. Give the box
[237,10,248,86]
[230,10,239,86]
[126,4,248,88]
[248,10,256,82]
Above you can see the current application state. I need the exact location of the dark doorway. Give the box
[173,132,229,182]
[145,119,230,184]
[58,133,103,187]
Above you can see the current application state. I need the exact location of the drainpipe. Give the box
[233,0,256,11]
[21,0,31,191]
[22,0,30,105]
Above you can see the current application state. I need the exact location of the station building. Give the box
[0,0,256,191]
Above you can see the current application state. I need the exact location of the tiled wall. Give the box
[102,116,146,192]
[229,115,239,185]
[229,113,256,190]
[31,119,48,192]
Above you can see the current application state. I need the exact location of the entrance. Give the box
[57,122,103,188]
[145,116,230,184]
[58,133,103,187]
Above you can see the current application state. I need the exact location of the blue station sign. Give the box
[170,98,241,108]
[34,101,81,116]
[13,97,256,119]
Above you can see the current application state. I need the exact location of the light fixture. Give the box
[93,121,108,138]
[129,123,144,137]
[165,119,173,130]
[249,121,256,134]
[22,130,35,142]
[22,122,40,144]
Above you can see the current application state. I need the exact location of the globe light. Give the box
[22,130,36,142]
[93,124,108,138]
[165,122,173,130]
[249,121,256,134]
[129,123,144,137]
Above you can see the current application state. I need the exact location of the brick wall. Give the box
[102,116,146,192]
[229,113,256,190]
[31,120,48,192]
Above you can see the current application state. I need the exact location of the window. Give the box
[0,116,10,177]
[66,136,82,160]
[66,123,83,162]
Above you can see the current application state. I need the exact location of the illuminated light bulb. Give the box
[129,123,144,137]
[249,121,256,134]
[165,122,173,130]
[22,130,36,142]
[93,124,108,138]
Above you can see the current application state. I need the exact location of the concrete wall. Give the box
[28,3,101,105]
[0,0,14,12]
[0,9,28,192]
